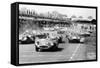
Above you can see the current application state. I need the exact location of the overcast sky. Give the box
[19,4,96,19]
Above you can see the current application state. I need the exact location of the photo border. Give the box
[12,2,98,66]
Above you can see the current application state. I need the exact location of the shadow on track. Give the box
[41,47,64,52]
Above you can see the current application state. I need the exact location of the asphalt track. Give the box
[19,40,94,64]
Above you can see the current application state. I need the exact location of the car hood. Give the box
[69,36,80,39]
[37,39,53,45]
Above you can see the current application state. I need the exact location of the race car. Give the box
[19,33,35,44]
[35,34,58,52]
[68,34,85,43]
[79,31,91,37]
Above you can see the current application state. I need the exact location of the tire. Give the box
[68,38,71,43]
[35,45,43,52]
[58,37,62,43]
[19,40,21,44]
[35,46,39,52]
[38,49,42,52]
[68,40,72,43]
[54,46,58,49]
[52,43,58,49]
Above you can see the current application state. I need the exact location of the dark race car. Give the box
[68,34,85,43]
[19,34,35,44]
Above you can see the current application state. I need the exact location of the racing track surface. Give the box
[19,39,96,64]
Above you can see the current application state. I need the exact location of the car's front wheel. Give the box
[52,43,58,49]
[35,46,42,52]
[35,46,39,52]
[58,37,62,43]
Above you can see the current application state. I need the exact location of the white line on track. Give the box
[69,44,81,61]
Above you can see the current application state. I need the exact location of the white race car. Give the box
[35,34,58,52]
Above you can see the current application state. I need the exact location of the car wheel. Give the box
[52,43,58,49]
[19,40,21,44]
[35,46,39,52]
[54,46,58,49]
[58,37,62,43]
[38,49,42,52]
[35,46,43,52]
